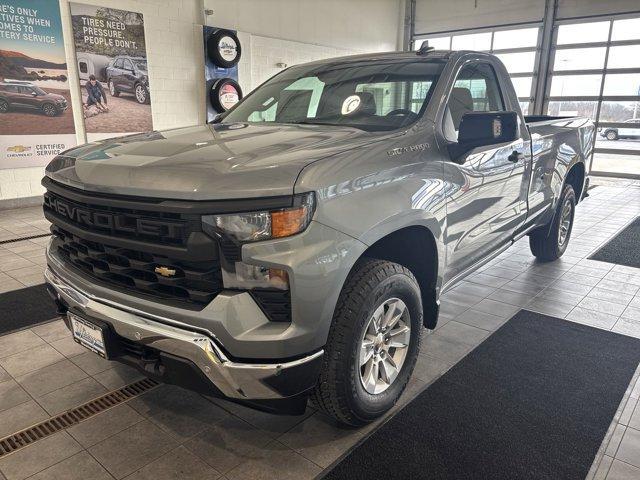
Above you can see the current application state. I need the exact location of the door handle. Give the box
[508,150,521,163]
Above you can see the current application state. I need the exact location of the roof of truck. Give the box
[297,49,485,68]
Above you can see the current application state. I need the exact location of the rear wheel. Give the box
[605,130,618,141]
[312,258,422,426]
[0,99,8,113]
[108,79,120,97]
[529,184,576,261]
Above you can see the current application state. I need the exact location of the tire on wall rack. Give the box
[207,29,242,68]
[209,78,242,112]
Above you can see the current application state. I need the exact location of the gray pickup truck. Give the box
[43,49,594,426]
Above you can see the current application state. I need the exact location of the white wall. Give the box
[557,0,640,19]
[236,33,361,94]
[414,0,545,35]
[2,0,405,203]
[1,0,205,202]
[205,0,404,53]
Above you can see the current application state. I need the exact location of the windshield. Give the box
[220,58,444,131]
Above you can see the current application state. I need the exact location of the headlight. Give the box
[202,192,315,242]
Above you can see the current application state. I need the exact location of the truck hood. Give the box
[45,123,373,200]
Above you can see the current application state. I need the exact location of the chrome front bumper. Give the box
[44,267,323,400]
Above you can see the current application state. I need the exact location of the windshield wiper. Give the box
[285,120,367,131]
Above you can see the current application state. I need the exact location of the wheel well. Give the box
[362,226,439,329]
[565,162,585,201]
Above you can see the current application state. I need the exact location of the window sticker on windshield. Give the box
[341,95,362,115]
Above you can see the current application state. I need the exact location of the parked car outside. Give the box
[599,118,640,140]
[105,55,150,104]
[0,81,68,116]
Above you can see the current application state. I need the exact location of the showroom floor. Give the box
[0,181,639,480]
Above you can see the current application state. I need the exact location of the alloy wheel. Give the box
[135,85,147,103]
[109,80,115,96]
[359,297,411,395]
[0,100,8,112]
[43,104,56,116]
[558,198,573,247]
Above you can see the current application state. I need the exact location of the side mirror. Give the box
[448,111,518,162]
[31,91,38,96]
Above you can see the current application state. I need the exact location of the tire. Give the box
[209,78,242,112]
[312,258,423,426]
[42,103,57,117]
[207,29,241,68]
[0,99,9,113]
[108,79,120,97]
[135,83,149,104]
[605,130,618,141]
[529,184,576,261]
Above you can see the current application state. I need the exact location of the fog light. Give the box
[222,262,289,290]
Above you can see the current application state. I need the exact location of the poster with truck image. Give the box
[0,0,76,169]
[70,3,152,138]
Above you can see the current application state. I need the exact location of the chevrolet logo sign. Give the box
[7,145,31,153]
[155,266,176,277]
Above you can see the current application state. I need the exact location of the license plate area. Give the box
[69,313,111,359]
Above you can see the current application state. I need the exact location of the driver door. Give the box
[442,61,530,285]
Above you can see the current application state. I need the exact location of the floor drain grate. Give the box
[0,233,52,246]
[0,377,159,457]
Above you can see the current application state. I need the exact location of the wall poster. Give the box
[0,0,76,169]
[70,3,152,138]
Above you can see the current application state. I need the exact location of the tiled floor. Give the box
[0,182,640,479]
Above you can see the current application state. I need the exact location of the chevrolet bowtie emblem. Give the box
[155,266,176,277]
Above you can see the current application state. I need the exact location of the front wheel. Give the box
[135,84,149,104]
[529,184,576,261]
[0,99,9,113]
[605,130,618,141]
[312,259,423,426]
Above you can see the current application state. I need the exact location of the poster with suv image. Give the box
[70,3,152,138]
[0,0,76,169]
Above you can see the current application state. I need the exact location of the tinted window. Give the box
[114,58,124,68]
[123,59,133,70]
[79,61,88,73]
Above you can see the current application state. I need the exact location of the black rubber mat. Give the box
[589,216,640,268]
[323,310,640,480]
[0,284,59,335]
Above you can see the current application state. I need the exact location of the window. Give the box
[556,21,610,44]
[553,47,606,71]
[114,58,124,68]
[415,36,450,50]
[444,63,505,140]
[548,15,640,177]
[79,61,88,74]
[223,59,444,132]
[493,27,538,49]
[451,32,492,51]
[123,59,133,71]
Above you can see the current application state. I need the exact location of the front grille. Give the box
[53,226,222,305]
[43,190,193,246]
